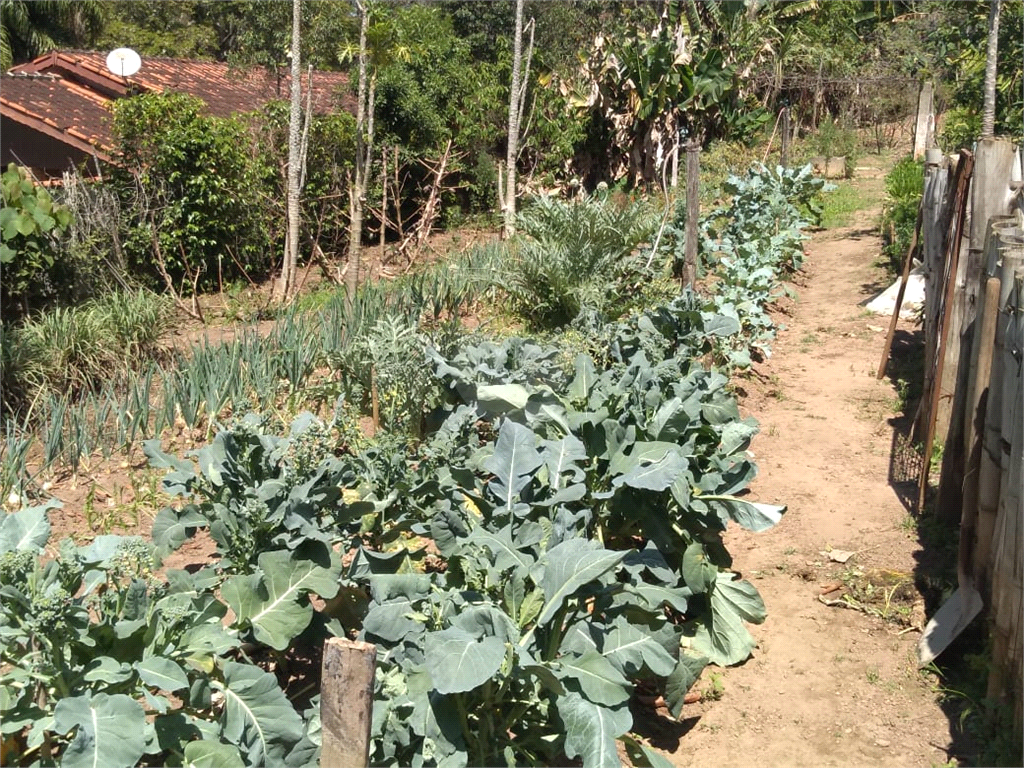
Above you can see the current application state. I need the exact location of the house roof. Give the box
[1,72,115,161]
[2,51,353,169]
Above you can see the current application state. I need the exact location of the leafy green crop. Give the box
[0,159,821,768]
[699,163,828,367]
[0,501,322,767]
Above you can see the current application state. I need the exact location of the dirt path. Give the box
[661,166,956,767]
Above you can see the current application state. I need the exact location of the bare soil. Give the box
[652,160,959,767]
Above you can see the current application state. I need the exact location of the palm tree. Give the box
[1,0,103,71]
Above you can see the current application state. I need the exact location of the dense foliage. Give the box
[110,94,279,291]
[880,156,924,274]
[0,162,827,767]
[0,164,74,322]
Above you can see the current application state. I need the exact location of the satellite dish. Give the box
[106,48,141,78]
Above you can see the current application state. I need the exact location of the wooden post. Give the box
[780,108,791,168]
[985,271,1022,715]
[959,274,1003,553]
[682,139,700,289]
[935,170,978,448]
[918,155,950,439]
[974,247,1024,589]
[321,638,377,768]
[918,151,974,511]
[964,217,1019,460]
[912,82,934,160]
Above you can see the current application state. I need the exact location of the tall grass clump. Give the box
[503,194,661,329]
[880,155,924,274]
[1,289,173,416]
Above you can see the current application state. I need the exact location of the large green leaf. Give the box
[222,550,341,651]
[476,383,531,413]
[135,657,190,692]
[689,574,766,666]
[664,653,708,718]
[621,735,676,768]
[483,421,543,508]
[467,525,535,573]
[601,620,677,677]
[152,505,207,554]
[557,650,632,707]
[0,502,56,552]
[718,419,758,455]
[423,626,507,694]
[53,693,148,768]
[610,443,687,492]
[568,354,598,400]
[627,583,691,614]
[540,434,588,490]
[217,661,305,767]
[533,539,625,626]
[557,693,632,768]
[681,541,717,593]
[701,495,785,533]
[183,741,245,768]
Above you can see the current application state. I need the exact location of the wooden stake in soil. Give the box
[877,200,923,380]
[321,638,377,768]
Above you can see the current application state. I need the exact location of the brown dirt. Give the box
[653,160,957,767]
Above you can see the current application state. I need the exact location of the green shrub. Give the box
[938,105,982,152]
[503,194,660,329]
[880,155,924,274]
[0,164,74,322]
[110,93,277,292]
[808,118,860,178]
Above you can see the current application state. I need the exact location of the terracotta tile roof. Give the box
[16,50,354,118]
[3,50,353,165]
[0,72,115,160]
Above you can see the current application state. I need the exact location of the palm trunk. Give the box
[274,0,303,302]
[503,0,525,239]
[347,1,370,302]
[980,0,1002,139]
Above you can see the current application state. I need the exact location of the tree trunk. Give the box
[503,0,526,239]
[378,145,387,271]
[683,139,700,288]
[274,0,303,302]
[980,0,1002,139]
[347,0,370,302]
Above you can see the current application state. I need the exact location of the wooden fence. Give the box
[891,136,1024,742]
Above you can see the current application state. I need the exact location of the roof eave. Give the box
[0,99,113,163]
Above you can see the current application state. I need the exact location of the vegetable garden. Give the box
[0,164,828,767]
